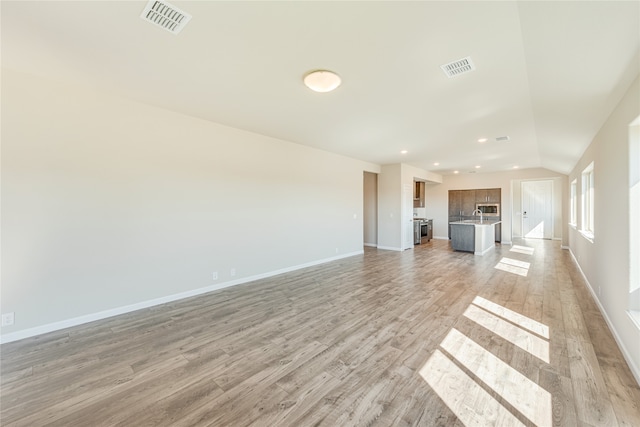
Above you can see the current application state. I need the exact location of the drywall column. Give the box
[377,164,403,250]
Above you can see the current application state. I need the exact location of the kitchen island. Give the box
[449,220,501,255]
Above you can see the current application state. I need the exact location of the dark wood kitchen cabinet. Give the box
[448,190,462,217]
[476,188,501,203]
[414,181,425,208]
[461,190,476,215]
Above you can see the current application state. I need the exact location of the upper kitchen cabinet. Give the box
[448,190,462,217]
[476,188,501,203]
[461,190,477,215]
[449,189,476,216]
[414,181,425,208]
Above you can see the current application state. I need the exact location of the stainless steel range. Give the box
[413,219,433,244]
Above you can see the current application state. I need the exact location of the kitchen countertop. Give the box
[449,219,501,226]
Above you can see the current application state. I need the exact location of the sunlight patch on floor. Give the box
[495,257,531,277]
[419,350,526,427]
[464,304,549,363]
[440,328,552,427]
[420,296,552,426]
[510,245,535,255]
[473,296,549,339]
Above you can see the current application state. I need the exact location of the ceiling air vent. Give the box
[440,56,475,78]
[140,0,192,34]
[496,136,510,142]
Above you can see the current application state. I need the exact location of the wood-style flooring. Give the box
[2,239,640,426]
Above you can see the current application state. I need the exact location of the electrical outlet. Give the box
[212,272,218,280]
[230,268,236,277]
[2,312,15,327]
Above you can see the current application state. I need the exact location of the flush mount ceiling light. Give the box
[478,138,488,143]
[303,70,341,93]
[400,150,408,154]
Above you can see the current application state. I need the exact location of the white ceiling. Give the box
[2,1,639,175]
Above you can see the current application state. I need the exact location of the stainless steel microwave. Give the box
[476,203,500,217]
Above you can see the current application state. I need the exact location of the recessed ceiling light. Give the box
[475,165,481,169]
[513,165,519,169]
[478,138,488,143]
[434,162,440,166]
[303,70,341,93]
[401,150,408,154]
[453,170,459,174]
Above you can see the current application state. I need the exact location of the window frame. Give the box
[569,179,577,228]
[580,162,594,240]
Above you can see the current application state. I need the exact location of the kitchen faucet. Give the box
[472,209,484,222]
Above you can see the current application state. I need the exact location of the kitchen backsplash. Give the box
[413,207,427,218]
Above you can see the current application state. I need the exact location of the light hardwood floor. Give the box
[2,239,640,426]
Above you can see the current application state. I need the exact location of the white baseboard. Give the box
[376,245,404,252]
[561,245,570,250]
[474,245,495,256]
[501,241,513,245]
[433,236,449,240]
[0,250,363,345]
[363,242,377,247]
[567,248,640,386]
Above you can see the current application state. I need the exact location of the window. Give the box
[629,117,639,324]
[569,179,577,227]
[581,162,594,239]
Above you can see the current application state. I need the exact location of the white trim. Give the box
[433,236,449,240]
[561,245,570,250]
[501,240,513,245]
[552,237,562,241]
[568,249,640,386]
[0,250,363,344]
[628,310,640,330]
[579,229,595,243]
[363,242,377,248]
[376,245,404,252]
[474,245,495,256]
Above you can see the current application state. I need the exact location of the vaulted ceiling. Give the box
[2,1,639,175]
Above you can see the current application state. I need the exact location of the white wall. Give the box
[568,76,640,384]
[425,168,567,245]
[363,172,378,246]
[0,70,379,340]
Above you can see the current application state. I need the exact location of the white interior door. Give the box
[402,183,414,249]
[522,180,553,239]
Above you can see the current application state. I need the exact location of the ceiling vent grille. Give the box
[496,136,510,142]
[440,56,475,78]
[140,0,191,34]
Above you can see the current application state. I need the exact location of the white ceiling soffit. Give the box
[140,0,191,34]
